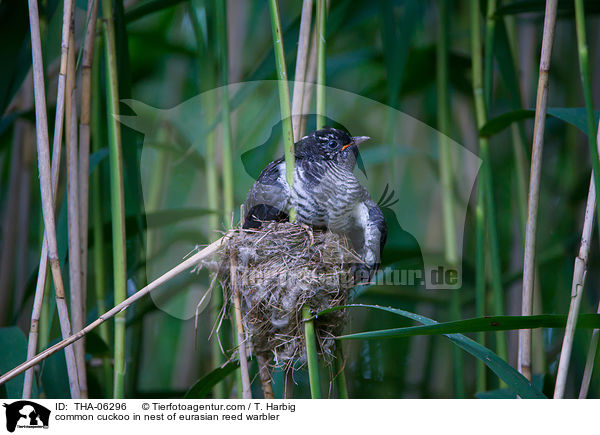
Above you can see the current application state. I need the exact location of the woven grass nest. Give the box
[209,221,361,369]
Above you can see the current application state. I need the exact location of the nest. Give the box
[206,222,361,369]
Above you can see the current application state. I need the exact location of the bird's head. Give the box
[295,127,369,169]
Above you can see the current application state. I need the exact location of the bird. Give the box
[242,127,387,281]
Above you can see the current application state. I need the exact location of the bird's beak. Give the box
[341,136,370,151]
[352,136,370,145]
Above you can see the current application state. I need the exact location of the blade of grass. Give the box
[328,304,547,399]
[520,0,558,382]
[332,313,600,338]
[101,0,128,398]
[25,0,81,399]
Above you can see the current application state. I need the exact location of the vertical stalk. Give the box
[90,32,112,396]
[215,0,240,397]
[216,0,234,226]
[483,0,497,109]
[190,0,224,398]
[268,0,296,221]
[38,273,51,351]
[315,0,326,130]
[470,0,508,369]
[230,255,252,399]
[291,0,313,141]
[519,0,557,382]
[300,27,318,137]
[554,175,595,398]
[26,0,81,399]
[437,0,464,398]
[579,299,600,398]
[505,13,546,375]
[102,0,128,398]
[66,27,87,397]
[335,346,348,398]
[79,0,100,337]
[475,186,486,391]
[551,0,598,396]
[574,0,600,241]
[302,306,321,398]
[190,0,225,398]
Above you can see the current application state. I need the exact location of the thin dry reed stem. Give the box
[0,234,232,386]
[79,0,99,347]
[291,0,313,141]
[554,121,600,398]
[231,254,252,399]
[579,300,600,398]
[26,0,80,399]
[300,27,318,137]
[66,27,87,397]
[519,0,557,382]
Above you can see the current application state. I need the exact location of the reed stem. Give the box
[302,306,321,398]
[268,0,296,222]
[0,234,232,387]
[26,0,81,399]
[190,0,225,398]
[574,0,600,246]
[315,0,326,130]
[470,0,508,371]
[79,0,100,348]
[519,0,557,382]
[90,31,112,396]
[437,0,464,398]
[335,345,348,398]
[554,175,595,398]
[215,0,234,227]
[291,0,313,141]
[579,299,600,398]
[66,27,87,397]
[101,0,128,398]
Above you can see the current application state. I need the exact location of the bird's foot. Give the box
[299,222,315,246]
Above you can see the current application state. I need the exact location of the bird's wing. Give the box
[243,157,290,228]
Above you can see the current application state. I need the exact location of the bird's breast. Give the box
[281,160,364,230]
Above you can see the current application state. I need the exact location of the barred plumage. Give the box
[243,127,387,278]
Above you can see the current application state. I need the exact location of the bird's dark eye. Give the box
[327,140,337,149]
